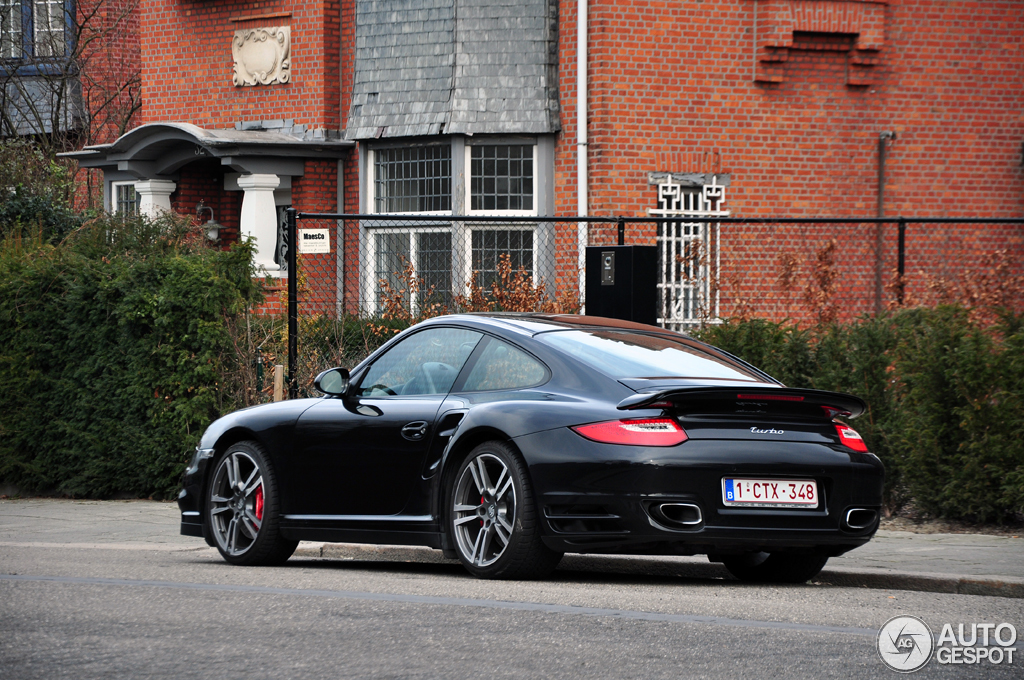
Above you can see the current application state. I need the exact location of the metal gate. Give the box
[648,175,729,331]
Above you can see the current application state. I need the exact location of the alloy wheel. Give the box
[452,453,517,567]
[209,450,264,556]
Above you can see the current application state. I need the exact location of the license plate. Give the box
[722,478,818,508]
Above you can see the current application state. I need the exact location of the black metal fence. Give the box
[278,209,1022,397]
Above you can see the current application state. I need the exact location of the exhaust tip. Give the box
[650,502,703,528]
[845,508,878,530]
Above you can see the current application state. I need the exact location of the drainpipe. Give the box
[577,0,588,309]
[875,131,895,314]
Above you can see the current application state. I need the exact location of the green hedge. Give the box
[0,215,261,498]
[698,309,1024,523]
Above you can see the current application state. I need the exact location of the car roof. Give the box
[430,312,688,337]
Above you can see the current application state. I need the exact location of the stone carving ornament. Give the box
[232,26,291,87]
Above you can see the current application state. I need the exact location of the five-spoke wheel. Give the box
[449,441,562,579]
[452,452,517,568]
[206,441,297,565]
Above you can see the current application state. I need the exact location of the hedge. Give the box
[697,309,1024,523]
[0,215,261,498]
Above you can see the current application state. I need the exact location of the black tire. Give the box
[721,551,829,583]
[448,441,562,579]
[206,441,298,566]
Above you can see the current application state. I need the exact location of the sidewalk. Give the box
[2,498,1021,597]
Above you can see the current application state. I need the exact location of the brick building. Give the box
[62,0,1023,326]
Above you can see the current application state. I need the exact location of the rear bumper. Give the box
[516,429,884,556]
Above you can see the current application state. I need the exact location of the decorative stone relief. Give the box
[232,27,291,87]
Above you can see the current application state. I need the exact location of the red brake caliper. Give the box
[255,486,264,522]
[480,495,485,527]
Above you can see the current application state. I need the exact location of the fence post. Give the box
[617,218,625,246]
[897,217,906,306]
[273,364,284,402]
[286,207,298,399]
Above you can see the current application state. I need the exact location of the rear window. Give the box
[538,330,763,382]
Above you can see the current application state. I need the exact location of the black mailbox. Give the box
[585,245,658,325]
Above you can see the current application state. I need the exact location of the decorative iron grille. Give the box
[648,175,729,330]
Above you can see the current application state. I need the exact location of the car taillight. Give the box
[822,405,853,418]
[572,418,688,446]
[835,423,868,452]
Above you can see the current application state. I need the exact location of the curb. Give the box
[814,567,1024,599]
[294,543,1024,599]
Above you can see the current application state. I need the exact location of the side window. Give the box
[358,327,482,396]
[461,338,547,392]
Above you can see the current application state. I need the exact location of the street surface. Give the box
[1,500,1021,679]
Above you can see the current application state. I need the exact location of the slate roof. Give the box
[345,0,560,140]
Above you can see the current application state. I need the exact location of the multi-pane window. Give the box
[365,139,543,314]
[1,0,67,60]
[373,146,451,213]
[112,182,139,215]
[470,144,533,212]
[1,0,23,58]
[374,230,453,312]
[471,229,533,289]
[33,0,64,57]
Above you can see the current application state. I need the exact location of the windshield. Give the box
[538,330,764,382]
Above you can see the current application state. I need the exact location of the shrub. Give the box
[697,309,1024,522]
[0,139,82,243]
[889,307,1024,523]
[0,213,261,498]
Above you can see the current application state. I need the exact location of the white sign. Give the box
[297,229,330,254]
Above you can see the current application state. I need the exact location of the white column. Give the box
[135,180,176,218]
[238,173,281,274]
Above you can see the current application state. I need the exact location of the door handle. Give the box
[401,421,429,441]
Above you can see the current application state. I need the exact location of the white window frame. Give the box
[462,141,540,291]
[111,180,139,215]
[1,0,68,60]
[363,144,454,314]
[0,0,23,59]
[361,138,549,315]
[464,142,538,217]
[32,0,64,57]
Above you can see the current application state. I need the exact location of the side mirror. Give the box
[314,367,350,397]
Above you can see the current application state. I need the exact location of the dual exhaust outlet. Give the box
[648,503,877,531]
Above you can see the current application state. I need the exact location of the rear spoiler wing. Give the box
[617,386,867,418]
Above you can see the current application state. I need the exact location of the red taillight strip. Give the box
[835,423,869,452]
[572,418,689,447]
[736,393,805,402]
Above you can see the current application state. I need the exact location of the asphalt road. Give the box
[1,501,1022,679]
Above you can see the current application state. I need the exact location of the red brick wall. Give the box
[287,160,340,315]
[170,159,242,244]
[71,0,141,210]
[78,0,142,145]
[140,0,341,130]
[555,0,1024,322]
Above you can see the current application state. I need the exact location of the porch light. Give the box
[197,202,222,241]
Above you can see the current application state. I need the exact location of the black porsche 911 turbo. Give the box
[179,313,883,582]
